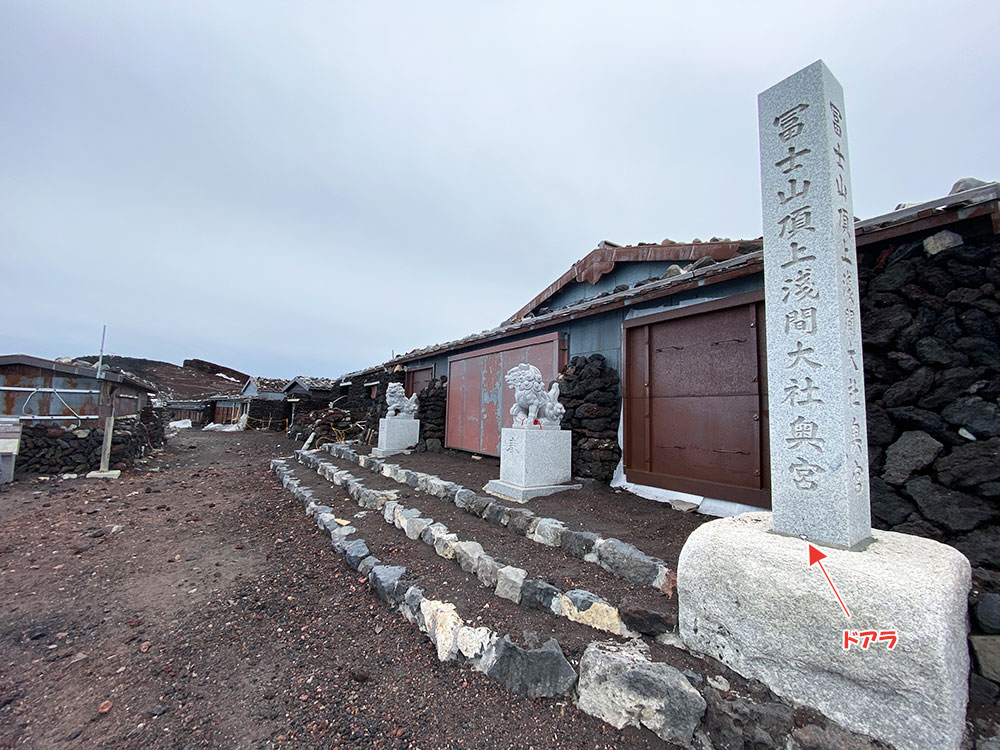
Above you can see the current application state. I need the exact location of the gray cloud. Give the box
[2,1,998,378]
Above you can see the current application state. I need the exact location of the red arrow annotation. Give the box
[808,544,851,618]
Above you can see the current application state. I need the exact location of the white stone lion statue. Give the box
[385,382,418,419]
[505,363,565,429]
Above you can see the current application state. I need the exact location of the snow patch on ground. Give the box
[203,415,247,432]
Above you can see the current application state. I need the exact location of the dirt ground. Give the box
[0,431,669,749]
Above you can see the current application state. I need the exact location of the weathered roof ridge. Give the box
[287,376,340,391]
[0,353,156,393]
[250,376,290,392]
[506,238,755,325]
[389,249,764,366]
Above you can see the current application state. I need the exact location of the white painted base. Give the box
[678,512,971,750]
[86,470,121,480]
[0,454,15,484]
[372,418,420,458]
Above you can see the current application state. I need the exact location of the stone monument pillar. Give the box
[676,61,971,750]
[484,363,581,503]
[372,382,420,458]
[759,60,871,550]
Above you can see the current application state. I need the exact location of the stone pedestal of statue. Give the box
[372,417,420,458]
[484,427,580,503]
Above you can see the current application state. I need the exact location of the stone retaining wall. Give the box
[15,407,169,476]
[558,354,622,482]
[362,368,405,444]
[270,453,898,748]
[141,405,168,447]
[340,381,375,422]
[860,229,1000,571]
[246,398,291,431]
[416,378,446,452]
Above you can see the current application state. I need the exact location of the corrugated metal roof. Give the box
[385,182,1000,367]
[338,364,384,381]
[0,354,157,393]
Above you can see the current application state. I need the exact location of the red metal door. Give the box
[446,333,567,456]
[623,292,770,507]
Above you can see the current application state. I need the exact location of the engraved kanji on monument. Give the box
[759,60,871,548]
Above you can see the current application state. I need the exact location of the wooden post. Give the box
[99,416,114,472]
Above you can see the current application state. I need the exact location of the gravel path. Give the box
[0,431,665,749]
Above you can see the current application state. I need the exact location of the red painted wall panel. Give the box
[445,333,566,456]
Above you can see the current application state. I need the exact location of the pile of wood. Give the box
[291,407,362,445]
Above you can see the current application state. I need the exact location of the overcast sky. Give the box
[2,2,998,379]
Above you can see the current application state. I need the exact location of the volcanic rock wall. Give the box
[860,229,1000,571]
[340,379,378,422]
[141,405,169,447]
[247,398,292,431]
[558,354,622,482]
[15,408,169,475]
[416,379,447,452]
[362,369,405,445]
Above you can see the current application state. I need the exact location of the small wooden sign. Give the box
[0,420,22,455]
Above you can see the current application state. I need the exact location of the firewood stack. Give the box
[290,407,361,444]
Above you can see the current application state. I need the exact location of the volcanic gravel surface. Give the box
[0,431,668,749]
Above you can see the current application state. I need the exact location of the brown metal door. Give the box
[624,291,770,507]
[405,367,434,397]
[215,405,238,424]
[445,333,567,456]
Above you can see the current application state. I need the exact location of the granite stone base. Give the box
[678,512,971,750]
[484,428,578,503]
[484,479,582,503]
[499,427,572,486]
[372,417,420,458]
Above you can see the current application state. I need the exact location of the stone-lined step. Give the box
[320,442,676,595]
[271,455,882,749]
[272,457,580,698]
[295,448,647,638]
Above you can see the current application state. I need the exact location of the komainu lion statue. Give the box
[385,382,418,419]
[505,363,565,429]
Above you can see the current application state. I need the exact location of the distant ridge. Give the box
[183,358,249,385]
[75,355,247,401]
